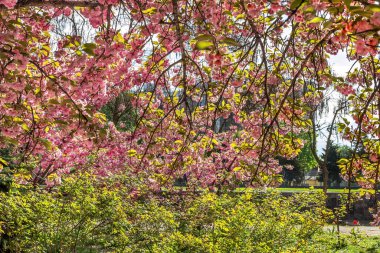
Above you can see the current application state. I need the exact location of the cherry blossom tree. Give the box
[0,0,379,193]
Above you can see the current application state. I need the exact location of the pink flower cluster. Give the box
[0,0,16,9]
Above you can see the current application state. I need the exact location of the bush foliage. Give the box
[0,175,378,252]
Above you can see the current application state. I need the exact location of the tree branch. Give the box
[1,0,99,9]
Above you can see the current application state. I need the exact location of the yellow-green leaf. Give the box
[0,157,8,166]
[343,0,351,8]
[82,43,97,56]
[195,40,214,50]
[13,117,23,123]
[142,7,157,15]
[290,0,303,10]
[40,138,52,150]
[308,17,325,23]
[21,123,29,131]
[128,149,137,157]
[220,37,240,47]
[366,4,380,12]
[195,34,214,41]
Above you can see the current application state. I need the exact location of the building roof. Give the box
[304,167,320,180]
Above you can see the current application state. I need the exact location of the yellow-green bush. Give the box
[0,175,366,252]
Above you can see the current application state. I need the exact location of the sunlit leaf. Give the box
[308,17,325,23]
[366,4,380,12]
[21,123,29,131]
[82,43,97,56]
[195,40,214,50]
[195,34,214,41]
[0,157,8,166]
[220,37,240,47]
[142,7,157,15]
[290,0,303,10]
[343,0,351,8]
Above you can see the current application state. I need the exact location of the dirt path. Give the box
[324,225,380,236]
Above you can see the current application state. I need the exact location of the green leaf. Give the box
[127,149,137,157]
[195,34,214,41]
[0,157,8,166]
[290,0,303,10]
[21,123,29,132]
[220,37,240,47]
[194,34,215,50]
[308,17,325,23]
[12,117,23,123]
[343,0,351,8]
[82,43,97,56]
[49,98,60,104]
[3,137,18,145]
[348,6,372,17]
[54,119,68,125]
[323,20,333,29]
[34,87,41,95]
[327,7,339,15]
[142,7,157,15]
[48,75,57,80]
[304,6,315,13]
[39,138,53,150]
[366,4,380,12]
[195,40,214,50]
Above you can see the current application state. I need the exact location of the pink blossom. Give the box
[366,37,378,47]
[0,0,17,9]
[369,154,378,163]
[270,4,282,12]
[336,84,355,96]
[63,7,72,17]
[354,20,373,33]
[231,80,242,87]
[295,14,304,22]
[371,12,380,27]
[355,39,369,56]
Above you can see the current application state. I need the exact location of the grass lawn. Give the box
[334,236,380,252]
[276,188,361,193]
[232,187,365,194]
[172,187,375,194]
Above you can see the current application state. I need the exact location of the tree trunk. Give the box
[309,105,345,194]
[374,162,379,213]
[322,164,329,194]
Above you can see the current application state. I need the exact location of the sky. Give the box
[317,51,354,154]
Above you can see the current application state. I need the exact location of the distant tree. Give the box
[278,157,304,187]
[0,149,12,192]
[279,133,318,186]
[297,137,318,172]
[318,142,353,187]
[324,142,341,187]
[100,92,137,131]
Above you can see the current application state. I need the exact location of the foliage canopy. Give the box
[0,0,379,192]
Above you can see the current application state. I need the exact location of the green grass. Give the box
[172,186,375,194]
[334,236,380,252]
[276,188,361,193]
[232,187,364,194]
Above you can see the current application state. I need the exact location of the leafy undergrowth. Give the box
[314,233,380,253]
[0,174,378,252]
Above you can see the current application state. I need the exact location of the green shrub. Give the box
[0,175,130,252]
[0,176,377,252]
